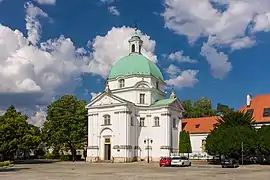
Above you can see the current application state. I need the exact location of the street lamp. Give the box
[83,135,88,162]
[144,138,153,163]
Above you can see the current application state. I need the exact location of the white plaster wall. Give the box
[170,109,182,152]
[87,99,183,162]
[189,133,207,154]
[108,76,166,106]
[87,105,130,160]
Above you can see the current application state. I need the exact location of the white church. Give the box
[86,30,185,162]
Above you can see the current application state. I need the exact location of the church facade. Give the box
[86,30,185,162]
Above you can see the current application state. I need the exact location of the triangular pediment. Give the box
[86,93,127,108]
[169,98,185,112]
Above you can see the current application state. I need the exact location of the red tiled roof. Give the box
[238,94,270,123]
[182,116,219,134]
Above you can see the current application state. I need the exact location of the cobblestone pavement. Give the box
[1,162,270,180]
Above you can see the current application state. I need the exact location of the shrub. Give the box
[60,155,70,161]
[43,153,56,159]
[0,160,13,167]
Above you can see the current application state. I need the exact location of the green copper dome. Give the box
[108,53,164,81]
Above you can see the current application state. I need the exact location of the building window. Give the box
[173,118,177,128]
[156,81,159,90]
[246,109,254,116]
[119,79,125,88]
[202,140,206,152]
[131,117,134,126]
[139,94,145,104]
[104,115,111,125]
[263,108,270,117]
[195,124,200,128]
[131,44,135,52]
[154,117,160,127]
[139,118,145,127]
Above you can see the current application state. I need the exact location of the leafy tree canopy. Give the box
[217,111,255,128]
[182,98,216,118]
[41,95,87,160]
[0,105,41,159]
[205,111,257,158]
[216,103,234,115]
[257,125,270,155]
[206,126,257,158]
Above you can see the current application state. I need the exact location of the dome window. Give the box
[131,44,135,53]
[119,79,125,88]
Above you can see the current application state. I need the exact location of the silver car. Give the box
[171,156,191,167]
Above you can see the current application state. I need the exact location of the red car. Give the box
[159,156,171,167]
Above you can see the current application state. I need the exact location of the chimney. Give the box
[246,94,252,107]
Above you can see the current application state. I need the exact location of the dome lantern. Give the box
[128,28,143,54]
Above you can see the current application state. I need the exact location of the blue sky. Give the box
[1,0,270,124]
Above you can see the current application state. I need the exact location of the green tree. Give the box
[179,130,192,155]
[217,111,255,128]
[216,103,234,115]
[182,98,216,118]
[42,95,87,161]
[257,125,270,155]
[205,111,257,159]
[0,105,41,160]
[206,126,257,158]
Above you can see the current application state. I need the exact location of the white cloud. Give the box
[166,69,199,88]
[24,2,49,45]
[168,51,198,63]
[162,0,270,78]
[108,6,120,16]
[166,64,181,78]
[88,26,157,78]
[90,92,101,100]
[0,3,91,110]
[100,0,115,4]
[27,106,47,127]
[252,12,270,32]
[36,0,56,5]
[200,41,232,79]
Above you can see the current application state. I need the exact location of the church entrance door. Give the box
[104,138,111,160]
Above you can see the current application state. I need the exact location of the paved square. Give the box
[1,162,270,180]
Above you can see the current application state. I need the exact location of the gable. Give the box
[169,99,185,111]
[86,93,126,108]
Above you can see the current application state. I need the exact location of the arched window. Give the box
[119,79,125,88]
[154,117,160,127]
[156,81,159,90]
[104,115,111,125]
[131,44,135,52]
[139,45,141,53]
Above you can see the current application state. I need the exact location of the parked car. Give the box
[170,156,191,167]
[159,156,171,167]
[221,158,239,168]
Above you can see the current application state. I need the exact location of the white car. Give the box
[170,156,191,167]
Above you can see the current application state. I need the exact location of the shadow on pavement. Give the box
[14,159,60,164]
[0,167,30,172]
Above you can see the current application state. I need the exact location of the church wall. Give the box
[87,105,133,162]
[108,77,150,90]
[137,108,171,161]
[170,109,183,153]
